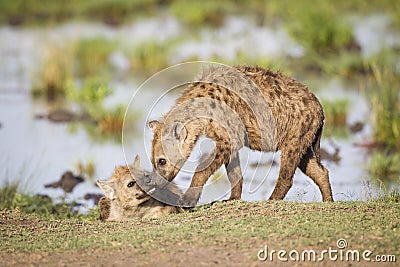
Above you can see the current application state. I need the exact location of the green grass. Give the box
[129,39,175,74]
[168,0,232,28]
[0,183,89,219]
[321,98,350,138]
[283,4,355,55]
[369,151,400,184]
[75,37,117,78]
[0,0,161,26]
[31,44,74,100]
[1,200,399,256]
[369,57,400,151]
[65,79,131,142]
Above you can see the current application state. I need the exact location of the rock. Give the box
[45,171,84,193]
[84,193,103,205]
[349,121,364,133]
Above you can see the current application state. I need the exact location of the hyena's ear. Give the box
[132,155,140,168]
[97,180,116,200]
[148,120,161,132]
[173,122,187,145]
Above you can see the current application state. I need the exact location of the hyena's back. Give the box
[175,65,324,155]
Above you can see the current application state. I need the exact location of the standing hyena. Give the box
[148,65,333,206]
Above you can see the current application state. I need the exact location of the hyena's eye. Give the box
[158,158,167,166]
[127,181,135,188]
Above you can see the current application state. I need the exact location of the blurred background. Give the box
[0,0,399,216]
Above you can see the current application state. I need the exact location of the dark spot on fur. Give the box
[210,102,216,109]
[302,96,309,106]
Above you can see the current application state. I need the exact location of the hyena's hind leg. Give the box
[225,151,243,200]
[299,129,333,201]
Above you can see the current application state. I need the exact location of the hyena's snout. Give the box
[135,174,157,195]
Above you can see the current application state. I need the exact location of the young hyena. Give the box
[97,155,183,221]
[148,65,333,206]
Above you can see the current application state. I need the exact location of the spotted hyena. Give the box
[97,155,183,220]
[148,65,333,206]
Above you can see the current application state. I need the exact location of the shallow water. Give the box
[0,15,398,209]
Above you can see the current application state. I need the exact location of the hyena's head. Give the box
[97,155,155,214]
[148,119,190,182]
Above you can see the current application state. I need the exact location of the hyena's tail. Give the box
[311,123,324,163]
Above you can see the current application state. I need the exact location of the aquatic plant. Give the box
[129,40,174,74]
[320,98,350,138]
[31,44,73,101]
[65,79,127,141]
[369,57,400,151]
[0,182,77,218]
[284,5,355,55]
[65,78,110,107]
[97,105,126,141]
[0,0,160,26]
[75,37,117,77]
[369,151,400,184]
[169,0,230,27]
[76,160,96,181]
[321,98,350,127]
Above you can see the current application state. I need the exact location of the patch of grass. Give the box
[75,37,117,78]
[376,189,400,203]
[260,1,357,54]
[65,79,129,142]
[322,99,350,127]
[321,98,350,138]
[129,40,175,74]
[369,151,400,184]
[286,9,355,55]
[318,52,369,78]
[0,0,161,26]
[65,78,110,109]
[80,0,160,26]
[96,105,126,142]
[169,0,232,28]
[76,160,96,181]
[0,183,81,219]
[369,57,400,151]
[31,44,73,101]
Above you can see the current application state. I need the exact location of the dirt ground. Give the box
[1,246,256,267]
[1,248,397,267]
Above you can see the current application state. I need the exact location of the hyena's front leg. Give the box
[225,151,243,200]
[180,146,230,207]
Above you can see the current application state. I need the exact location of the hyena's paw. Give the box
[178,188,201,207]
